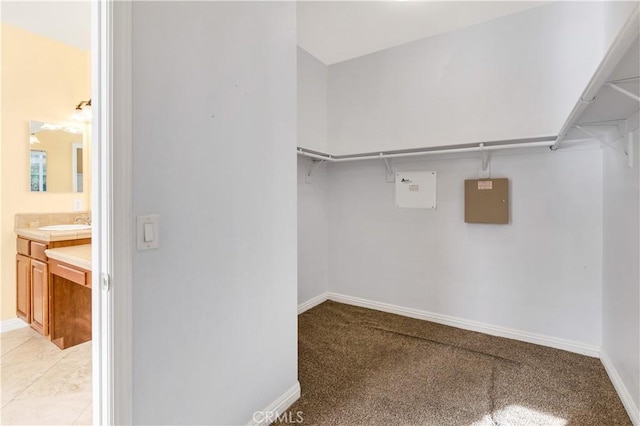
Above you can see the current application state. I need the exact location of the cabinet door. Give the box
[16,254,31,323]
[30,259,48,335]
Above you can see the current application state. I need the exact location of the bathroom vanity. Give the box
[15,213,91,347]
[46,245,92,349]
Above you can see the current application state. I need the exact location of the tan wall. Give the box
[0,24,91,321]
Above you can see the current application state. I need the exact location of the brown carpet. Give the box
[281,301,631,426]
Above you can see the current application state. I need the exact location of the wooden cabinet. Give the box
[49,259,92,349]
[16,254,31,323]
[15,236,90,336]
[30,260,48,335]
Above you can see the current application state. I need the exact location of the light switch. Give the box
[143,223,154,242]
[137,215,160,250]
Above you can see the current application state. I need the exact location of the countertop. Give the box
[15,227,92,242]
[45,244,92,270]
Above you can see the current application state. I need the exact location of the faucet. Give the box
[73,216,91,225]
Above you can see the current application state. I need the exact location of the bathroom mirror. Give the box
[29,121,86,193]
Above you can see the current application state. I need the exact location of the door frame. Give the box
[92,0,133,424]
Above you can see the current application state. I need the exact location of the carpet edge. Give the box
[324,292,601,357]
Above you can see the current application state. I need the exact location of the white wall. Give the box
[326,148,603,346]
[602,115,640,415]
[297,157,329,305]
[297,47,327,153]
[131,2,297,424]
[327,2,611,155]
[297,47,329,306]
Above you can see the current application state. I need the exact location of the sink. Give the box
[38,224,92,231]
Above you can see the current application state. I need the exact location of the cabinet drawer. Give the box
[30,241,48,262]
[50,261,87,286]
[17,238,30,256]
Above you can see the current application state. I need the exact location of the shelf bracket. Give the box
[574,125,601,141]
[575,119,633,167]
[305,159,325,184]
[479,143,491,176]
[575,119,628,145]
[604,82,640,103]
[381,156,394,182]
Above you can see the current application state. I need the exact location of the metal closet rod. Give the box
[297,138,557,163]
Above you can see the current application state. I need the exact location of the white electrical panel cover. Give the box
[395,171,437,209]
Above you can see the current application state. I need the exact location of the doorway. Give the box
[0,1,131,424]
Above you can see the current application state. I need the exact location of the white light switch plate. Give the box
[136,215,160,250]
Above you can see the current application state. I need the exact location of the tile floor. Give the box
[1,326,92,425]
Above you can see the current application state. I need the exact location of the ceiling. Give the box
[297,1,549,65]
[2,1,548,62]
[1,1,91,51]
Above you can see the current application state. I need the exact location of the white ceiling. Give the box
[1,1,548,62]
[5,1,635,150]
[1,1,91,51]
[297,1,549,65]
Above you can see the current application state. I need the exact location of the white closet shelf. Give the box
[554,5,640,152]
[297,137,556,163]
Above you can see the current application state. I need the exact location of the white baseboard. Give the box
[246,381,301,426]
[297,293,328,314]
[601,350,639,425]
[0,318,29,334]
[326,292,601,358]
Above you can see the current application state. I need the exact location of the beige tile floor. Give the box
[1,326,92,425]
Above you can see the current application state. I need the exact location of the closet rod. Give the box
[297,140,555,163]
